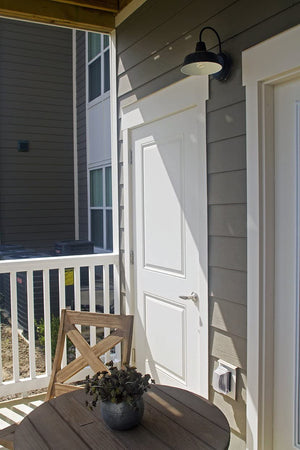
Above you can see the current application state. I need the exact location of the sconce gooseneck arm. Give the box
[199,26,222,53]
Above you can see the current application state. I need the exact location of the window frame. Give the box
[89,164,113,253]
[87,32,110,108]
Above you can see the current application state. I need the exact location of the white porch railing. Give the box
[0,253,119,398]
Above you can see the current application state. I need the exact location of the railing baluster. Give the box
[59,268,67,367]
[74,266,81,312]
[103,264,110,363]
[0,308,3,384]
[113,264,120,315]
[103,264,110,315]
[27,269,36,379]
[43,270,52,376]
[10,271,19,382]
[74,266,81,358]
[89,265,96,347]
[113,264,121,363]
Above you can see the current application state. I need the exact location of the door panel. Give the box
[145,294,185,380]
[132,106,207,395]
[142,138,184,275]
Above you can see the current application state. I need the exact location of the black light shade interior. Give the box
[181,27,231,81]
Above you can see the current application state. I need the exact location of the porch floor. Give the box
[0,392,46,449]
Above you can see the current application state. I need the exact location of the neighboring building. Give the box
[77,31,113,252]
[0,20,112,253]
[0,19,74,251]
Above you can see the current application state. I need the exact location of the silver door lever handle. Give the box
[179,292,198,302]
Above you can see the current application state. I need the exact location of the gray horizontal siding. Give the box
[209,237,247,272]
[210,328,247,369]
[0,18,74,251]
[207,102,246,144]
[210,297,247,339]
[208,135,246,174]
[208,267,246,305]
[117,0,299,97]
[0,93,74,108]
[209,204,247,237]
[0,157,73,168]
[116,0,300,446]
[208,170,247,205]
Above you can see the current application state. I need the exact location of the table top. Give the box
[14,385,230,449]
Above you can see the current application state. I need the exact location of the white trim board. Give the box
[115,0,147,27]
[72,29,79,240]
[243,24,300,450]
[121,75,209,394]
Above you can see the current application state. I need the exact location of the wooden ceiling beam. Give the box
[0,0,115,32]
[118,0,134,9]
[50,0,119,14]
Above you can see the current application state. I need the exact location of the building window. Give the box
[90,166,112,251]
[88,33,110,103]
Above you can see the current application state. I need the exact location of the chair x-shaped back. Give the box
[46,309,134,401]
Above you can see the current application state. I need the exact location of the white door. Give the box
[131,104,208,396]
[273,76,300,449]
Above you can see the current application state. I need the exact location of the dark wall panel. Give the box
[76,31,88,240]
[0,18,74,251]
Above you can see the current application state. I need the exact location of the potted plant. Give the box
[85,361,154,430]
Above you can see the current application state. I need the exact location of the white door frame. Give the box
[121,76,209,393]
[243,24,300,450]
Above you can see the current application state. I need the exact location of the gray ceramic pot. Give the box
[100,397,144,430]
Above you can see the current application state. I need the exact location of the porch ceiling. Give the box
[0,0,136,32]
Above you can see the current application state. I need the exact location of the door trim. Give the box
[121,76,209,396]
[243,24,300,450]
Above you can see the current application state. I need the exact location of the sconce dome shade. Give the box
[181,50,222,76]
[181,27,231,81]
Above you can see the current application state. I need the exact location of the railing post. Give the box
[89,265,96,347]
[27,269,36,379]
[10,272,19,383]
[59,268,67,367]
[43,270,52,376]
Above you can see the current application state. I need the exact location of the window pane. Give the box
[106,210,113,251]
[90,169,103,207]
[91,210,103,248]
[89,57,101,101]
[105,166,112,207]
[103,34,109,49]
[104,50,110,93]
[88,33,101,61]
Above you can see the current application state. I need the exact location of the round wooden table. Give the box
[14,385,230,449]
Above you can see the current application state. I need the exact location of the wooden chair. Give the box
[46,309,134,400]
[0,309,134,448]
[0,424,17,449]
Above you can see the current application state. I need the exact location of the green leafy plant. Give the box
[85,361,154,409]
[35,315,60,359]
[35,315,75,361]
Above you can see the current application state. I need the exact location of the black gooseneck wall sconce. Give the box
[181,27,231,81]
